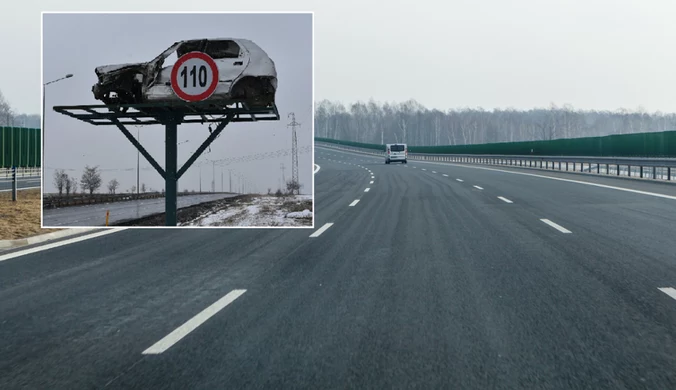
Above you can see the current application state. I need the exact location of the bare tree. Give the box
[80,165,102,195]
[286,179,301,195]
[53,169,68,196]
[107,179,119,194]
[141,183,146,193]
[0,89,14,126]
[69,177,79,195]
[63,173,73,195]
[130,185,136,194]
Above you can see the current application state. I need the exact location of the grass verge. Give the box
[0,188,62,240]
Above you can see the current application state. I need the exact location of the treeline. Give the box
[315,99,676,146]
[0,89,40,128]
[52,166,154,196]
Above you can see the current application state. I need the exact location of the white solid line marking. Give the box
[142,289,246,355]
[497,196,513,203]
[413,160,676,202]
[310,223,334,237]
[364,188,370,192]
[442,174,448,177]
[0,229,127,262]
[369,181,374,184]
[456,179,464,182]
[473,185,483,190]
[349,199,360,207]
[658,287,676,301]
[540,219,572,233]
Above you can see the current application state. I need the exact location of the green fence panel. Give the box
[0,126,41,168]
[315,137,384,151]
[317,130,676,157]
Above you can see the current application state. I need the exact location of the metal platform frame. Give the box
[53,100,280,226]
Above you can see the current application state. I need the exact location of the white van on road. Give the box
[385,143,407,164]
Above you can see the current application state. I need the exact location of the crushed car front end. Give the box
[92,63,149,105]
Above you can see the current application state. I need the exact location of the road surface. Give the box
[2,146,676,389]
[42,193,240,227]
[0,176,40,192]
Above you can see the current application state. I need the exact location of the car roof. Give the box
[180,37,258,48]
[176,38,265,56]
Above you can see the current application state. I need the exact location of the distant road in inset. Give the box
[42,193,239,227]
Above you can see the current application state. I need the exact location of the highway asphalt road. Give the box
[0,176,40,192]
[42,193,239,227]
[2,146,676,389]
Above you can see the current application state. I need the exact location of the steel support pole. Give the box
[11,166,17,201]
[165,122,178,226]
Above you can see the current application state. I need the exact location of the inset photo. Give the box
[42,12,314,228]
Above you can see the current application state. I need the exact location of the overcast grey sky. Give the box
[0,1,675,190]
[42,12,312,194]
[5,0,676,116]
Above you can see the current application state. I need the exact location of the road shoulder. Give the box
[0,228,100,252]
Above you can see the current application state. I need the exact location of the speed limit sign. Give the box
[170,52,220,102]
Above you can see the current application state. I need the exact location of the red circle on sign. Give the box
[170,51,219,102]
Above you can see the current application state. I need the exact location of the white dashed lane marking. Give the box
[497,196,513,203]
[540,219,572,233]
[658,288,676,301]
[310,223,334,237]
[142,289,247,355]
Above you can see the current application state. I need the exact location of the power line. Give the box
[45,143,313,178]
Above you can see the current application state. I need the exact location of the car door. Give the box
[206,40,249,92]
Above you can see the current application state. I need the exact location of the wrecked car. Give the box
[92,38,277,108]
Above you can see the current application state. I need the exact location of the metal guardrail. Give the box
[43,191,236,209]
[0,167,41,178]
[0,167,41,199]
[316,142,676,181]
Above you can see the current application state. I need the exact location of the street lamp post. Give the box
[136,128,140,195]
[43,74,73,168]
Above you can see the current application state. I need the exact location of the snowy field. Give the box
[181,195,313,227]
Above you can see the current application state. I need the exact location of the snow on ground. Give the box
[183,195,313,227]
[286,209,312,218]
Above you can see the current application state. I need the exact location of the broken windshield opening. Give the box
[177,40,241,59]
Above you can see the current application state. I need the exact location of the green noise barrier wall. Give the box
[316,130,676,157]
[0,127,41,168]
